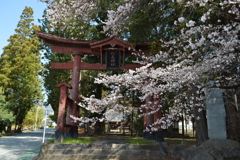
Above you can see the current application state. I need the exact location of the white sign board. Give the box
[44,104,54,116]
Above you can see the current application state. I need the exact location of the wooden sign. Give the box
[106,50,120,69]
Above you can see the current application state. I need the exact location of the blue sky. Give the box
[0,0,47,54]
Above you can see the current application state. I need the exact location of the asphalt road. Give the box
[0,128,55,160]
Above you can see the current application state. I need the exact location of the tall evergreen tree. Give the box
[0,87,15,135]
[0,7,44,133]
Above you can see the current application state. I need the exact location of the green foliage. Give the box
[0,7,44,132]
[125,1,182,41]
[23,106,44,128]
[80,70,103,98]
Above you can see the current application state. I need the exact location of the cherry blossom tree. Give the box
[40,0,240,143]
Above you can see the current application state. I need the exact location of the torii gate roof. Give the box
[36,31,149,55]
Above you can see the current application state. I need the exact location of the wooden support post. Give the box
[66,51,84,126]
[55,82,72,143]
[66,51,84,138]
[56,82,72,131]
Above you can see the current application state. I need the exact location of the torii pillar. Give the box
[55,82,72,143]
[66,51,84,138]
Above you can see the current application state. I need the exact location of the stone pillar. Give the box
[55,82,72,143]
[206,88,227,139]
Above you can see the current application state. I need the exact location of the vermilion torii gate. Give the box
[37,31,163,142]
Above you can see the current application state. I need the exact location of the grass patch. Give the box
[164,137,196,141]
[62,137,97,144]
[48,139,54,144]
[164,137,196,146]
[48,137,98,144]
[125,137,155,145]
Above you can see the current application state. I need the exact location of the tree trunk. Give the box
[223,89,240,143]
[167,125,174,137]
[6,126,11,134]
[16,126,22,133]
[0,125,4,135]
[192,118,195,137]
[182,115,184,136]
[84,108,91,135]
[94,120,104,135]
[93,84,104,135]
[192,85,208,146]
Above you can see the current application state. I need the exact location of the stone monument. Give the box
[206,87,227,139]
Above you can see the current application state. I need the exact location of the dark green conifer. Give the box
[0,7,43,133]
